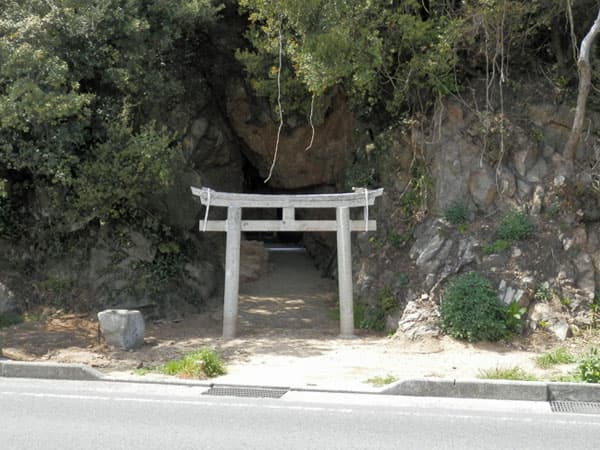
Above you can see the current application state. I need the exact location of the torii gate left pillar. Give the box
[191,187,383,339]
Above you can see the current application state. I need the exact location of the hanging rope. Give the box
[264,18,284,184]
[202,189,211,232]
[304,93,315,151]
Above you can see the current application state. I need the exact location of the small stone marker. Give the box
[97,309,145,350]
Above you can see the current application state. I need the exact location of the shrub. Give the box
[439,272,508,342]
[443,200,469,225]
[578,347,600,383]
[496,210,534,241]
[482,239,510,255]
[155,348,226,379]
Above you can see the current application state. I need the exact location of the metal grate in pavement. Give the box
[550,401,600,414]
[203,386,288,399]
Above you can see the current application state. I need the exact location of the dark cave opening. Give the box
[240,157,337,276]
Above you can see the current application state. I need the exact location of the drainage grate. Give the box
[203,386,288,399]
[550,401,600,414]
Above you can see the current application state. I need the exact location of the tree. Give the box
[564,6,600,160]
[0,0,220,235]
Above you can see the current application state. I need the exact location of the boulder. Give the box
[240,241,270,282]
[98,309,145,350]
[468,168,496,208]
[396,295,440,340]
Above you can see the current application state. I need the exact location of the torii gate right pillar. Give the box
[336,207,354,337]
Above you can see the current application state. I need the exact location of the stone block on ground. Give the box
[240,240,270,282]
[97,309,145,350]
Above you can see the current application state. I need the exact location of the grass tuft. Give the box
[139,348,226,379]
[477,366,538,381]
[365,374,398,387]
[535,347,576,369]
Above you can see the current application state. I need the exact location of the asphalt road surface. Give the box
[1,378,599,449]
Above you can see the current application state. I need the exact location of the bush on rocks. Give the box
[440,272,508,342]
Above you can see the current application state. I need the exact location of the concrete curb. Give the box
[0,360,103,381]
[2,360,600,402]
[382,378,600,402]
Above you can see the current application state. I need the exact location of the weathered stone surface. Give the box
[573,252,596,299]
[0,281,17,314]
[513,145,540,177]
[530,185,544,215]
[516,179,533,198]
[498,280,529,307]
[410,230,447,270]
[396,295,440,340]
[184,261,217,301]
[124,231,155,263]
[240,240,270,282]
[468,168,496,208]
[525,158,548,183]
[98,310,145,350]
[528,301,570,340]
[548,321,570,341]
[498,169,516,198]
[226,84,354,189]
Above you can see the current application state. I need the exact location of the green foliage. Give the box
[237,0,461,121]
[365,374,397,387]
[399,162,433,221]
[534,286,553,302]
[505,301,527,335]
[578,348,600,383]
[495,211,534,241]
[478,366,538,381]
[443,200,469,225]
[397,272,410,287]
[0,0,219,243]
[482,239,511,255]
[151,348,226,379]
[355,288,397,332]
[535,347,576,369]
[439,272,509,342]
[0,313,23,329]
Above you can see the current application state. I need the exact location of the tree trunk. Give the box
[564,8,600,160]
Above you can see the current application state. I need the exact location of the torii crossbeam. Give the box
[191,186,383,339]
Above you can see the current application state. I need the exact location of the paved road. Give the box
[1,378,599,449]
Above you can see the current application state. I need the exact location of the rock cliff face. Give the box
[353,85,600,340]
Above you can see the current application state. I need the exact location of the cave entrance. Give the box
[191,186,383,339]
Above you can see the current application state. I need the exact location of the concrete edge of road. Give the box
[2,359,600,402]
[382,378,600,402]
[0,360,102,381]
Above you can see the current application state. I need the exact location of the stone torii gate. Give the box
[191,186,383,339]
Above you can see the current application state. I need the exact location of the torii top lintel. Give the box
[190,187,384,209]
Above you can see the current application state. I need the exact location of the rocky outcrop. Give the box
[226,83,355,189]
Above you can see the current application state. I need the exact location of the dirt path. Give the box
[1,249,593,389]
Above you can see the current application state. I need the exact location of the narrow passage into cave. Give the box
[231,160,339,334]
[237,248,339,337]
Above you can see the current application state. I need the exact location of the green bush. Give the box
[482,239,511,255]
[496,210,534,241]
[439,272,508,342]
[578,348,600,383]
[155,348,226,379]
[443,200,470,225]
